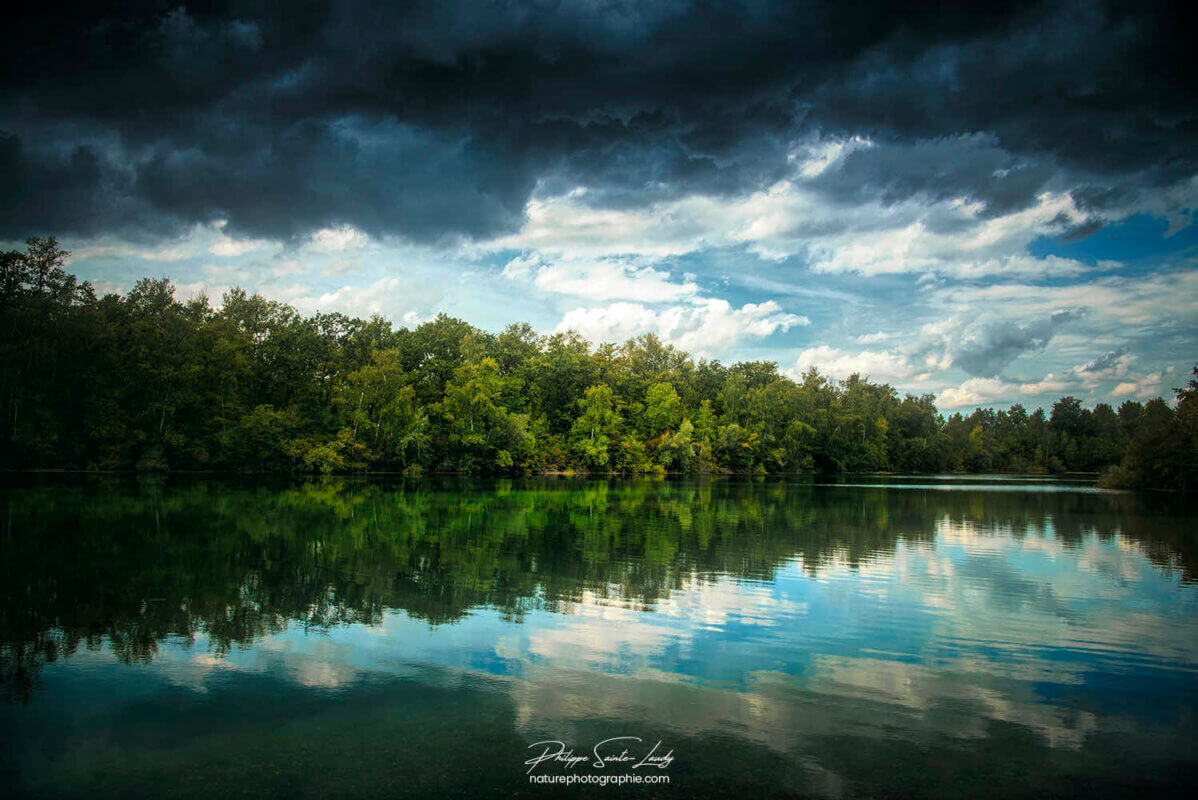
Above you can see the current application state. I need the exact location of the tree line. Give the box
[2,238,1195,488]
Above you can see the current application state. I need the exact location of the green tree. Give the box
[570,384,623,469]
[443,357,531,471]
[658,418,698,471]
[643,381,683,436]
[337,348,428,468]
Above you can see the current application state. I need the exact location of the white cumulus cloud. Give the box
[557,299,807,356]
[787,345,921,384]
[288,276,401,317]
[1112,369,1173,400]
[502,255,699,303]
[304,225,370,253]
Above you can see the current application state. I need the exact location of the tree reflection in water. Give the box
[1,475,1193,704]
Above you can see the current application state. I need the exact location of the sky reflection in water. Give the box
[1,476,1195,797]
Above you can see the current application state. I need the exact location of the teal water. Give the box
[1,476,1195,798]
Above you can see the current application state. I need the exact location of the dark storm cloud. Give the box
[1078,348,1129,374]
[0,0,1193,242]
[1058,219,1106,243]
[805,134,1059,217]
[0,133,135,237]
[953,311,1081,378]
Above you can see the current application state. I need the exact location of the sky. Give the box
[2,0,1196,411]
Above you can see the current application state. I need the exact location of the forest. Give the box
[2,238,1195,489]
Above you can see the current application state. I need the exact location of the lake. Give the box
[1,476,1195,797]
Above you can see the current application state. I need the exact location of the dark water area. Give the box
[1,475,1195,798]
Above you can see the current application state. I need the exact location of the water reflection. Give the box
[1,476,1195,797]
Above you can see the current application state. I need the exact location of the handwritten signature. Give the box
[525,737,675,774]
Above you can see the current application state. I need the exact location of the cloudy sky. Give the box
[3,1,1195,409]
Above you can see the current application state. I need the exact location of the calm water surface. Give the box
[1,476,1195,798]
